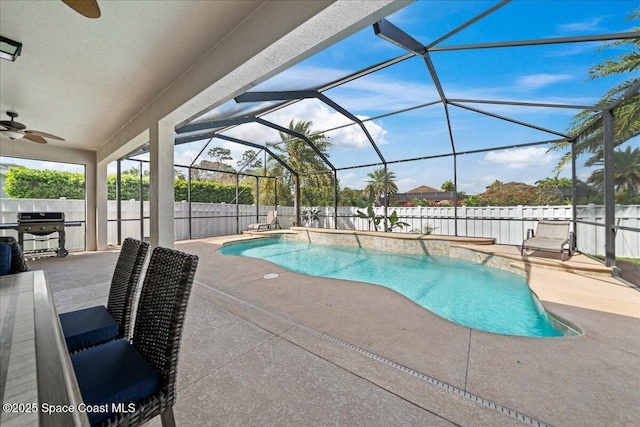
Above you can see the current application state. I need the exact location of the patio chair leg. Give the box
[160,407,176,427]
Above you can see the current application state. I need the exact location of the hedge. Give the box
[174,179,254,204]
[5,168,85,199]
[5,168,254,204]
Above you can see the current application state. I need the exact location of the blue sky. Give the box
[3,1,638,196]
[174,0,638,195]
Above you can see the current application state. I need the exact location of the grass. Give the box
[594,255,640,265]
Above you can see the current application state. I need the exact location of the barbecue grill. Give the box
[0,212,81,257]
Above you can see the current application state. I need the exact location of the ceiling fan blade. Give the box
[25,130,66,141]
[61,0,101,19]
[23,134,48,144]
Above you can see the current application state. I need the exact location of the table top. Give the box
[1,271,89,427]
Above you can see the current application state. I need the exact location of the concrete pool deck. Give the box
[32,234,639,426]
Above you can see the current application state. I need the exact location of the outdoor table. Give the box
[1,270,90,427]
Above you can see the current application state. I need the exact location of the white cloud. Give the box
[396,177,417,193]
[173,98,392,169]
[0,157,84,173]
[256,101,388,150]
[484,147,556,169]
[558,16,607,34]
[332,74,439,112]
[338,172,358,188]
[517,74,574,90]
[254,66,349,91]
[257,64,440,114]
[174,150,203,167]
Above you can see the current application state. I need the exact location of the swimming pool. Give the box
[220,238,575,337]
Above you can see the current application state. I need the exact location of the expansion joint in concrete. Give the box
[195,282,555,427]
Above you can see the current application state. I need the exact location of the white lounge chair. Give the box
[248,211,279,231]
[521,220,574,261]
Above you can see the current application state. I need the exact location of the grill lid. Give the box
[17,212,65,223]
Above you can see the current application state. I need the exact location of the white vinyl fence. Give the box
[309,204,639,259]
[1,198,638,258]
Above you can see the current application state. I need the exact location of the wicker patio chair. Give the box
[71,246,199,427]
[0,236,31,274]
[521,220,574,261]
[60,238,149,352]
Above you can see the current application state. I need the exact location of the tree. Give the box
[191,158,236,184]
[587,146,640,198]
[339,187,367,207]
[237,150,263,174]
[483,180,539,206]
[261,120,333,212]
[207,147,233,163]
[258,175,294,207]
[551,9,640,173]
[363,167,398,207]
[411,198,432,207]
[535,176,572,205]
[462,194,484,207]
[121,165,148,177]
[441,180,455,192]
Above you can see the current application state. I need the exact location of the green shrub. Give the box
[174,179,254,204]
[6,167,254,204]
[5,167,85,199]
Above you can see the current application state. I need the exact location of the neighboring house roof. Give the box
[406,185,440,194]
[392,185,459,204]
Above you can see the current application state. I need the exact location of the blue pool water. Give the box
[220,239,570,337]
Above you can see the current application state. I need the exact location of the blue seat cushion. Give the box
[0,243,11,276]
[60,305,119,352]
[71,339,160,426]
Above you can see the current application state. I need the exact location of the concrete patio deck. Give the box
[31,236,639,427]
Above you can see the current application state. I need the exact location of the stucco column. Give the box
[149,120,175,248]
[94,159,109,250]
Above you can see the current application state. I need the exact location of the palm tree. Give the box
[261,120,332,218]
[551,9,640,173]
[587,146,640,194]
[363,167,398,206]
[441,180,455,192]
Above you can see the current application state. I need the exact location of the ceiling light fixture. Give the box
[3,130,24,140]
[0,36,22,62]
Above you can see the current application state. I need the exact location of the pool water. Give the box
[220,239,570,337]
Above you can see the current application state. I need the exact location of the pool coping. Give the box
[243,226,610,275]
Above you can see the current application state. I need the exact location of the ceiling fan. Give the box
[0,112,66,144]
[61,0,101,19]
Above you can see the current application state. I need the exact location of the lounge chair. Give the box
[248,210,279,231]
[521,220,574,261]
